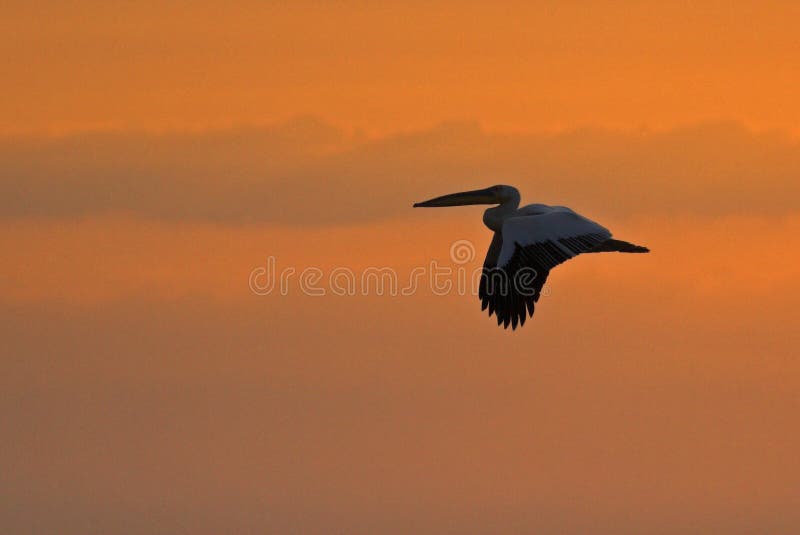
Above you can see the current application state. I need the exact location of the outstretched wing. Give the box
[479,206,611,329]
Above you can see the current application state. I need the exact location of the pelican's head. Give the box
[413,184,518,207]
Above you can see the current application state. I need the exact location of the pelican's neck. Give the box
[482,192,520,231]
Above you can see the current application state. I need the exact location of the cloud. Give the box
[1,118,799,224]
[2,118,799,534]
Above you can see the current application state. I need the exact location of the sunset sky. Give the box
[2,2,799,534]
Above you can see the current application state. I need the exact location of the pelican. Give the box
[414,185,649,329]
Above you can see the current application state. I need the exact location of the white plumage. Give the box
[496,205,611,267]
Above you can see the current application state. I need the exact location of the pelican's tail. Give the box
[591,239,650,253]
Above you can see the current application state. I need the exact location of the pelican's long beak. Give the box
[413,187,498,207]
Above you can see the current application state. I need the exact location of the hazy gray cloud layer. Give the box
[2,118,799,224]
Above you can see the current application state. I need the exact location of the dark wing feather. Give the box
[479,225,610,330]
[479,233,552,330]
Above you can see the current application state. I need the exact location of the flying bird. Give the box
[414,185,649,329]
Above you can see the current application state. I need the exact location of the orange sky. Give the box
[2,2,800,534]
[4,1,800,135]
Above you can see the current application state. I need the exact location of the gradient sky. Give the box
[2,2,799,534]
